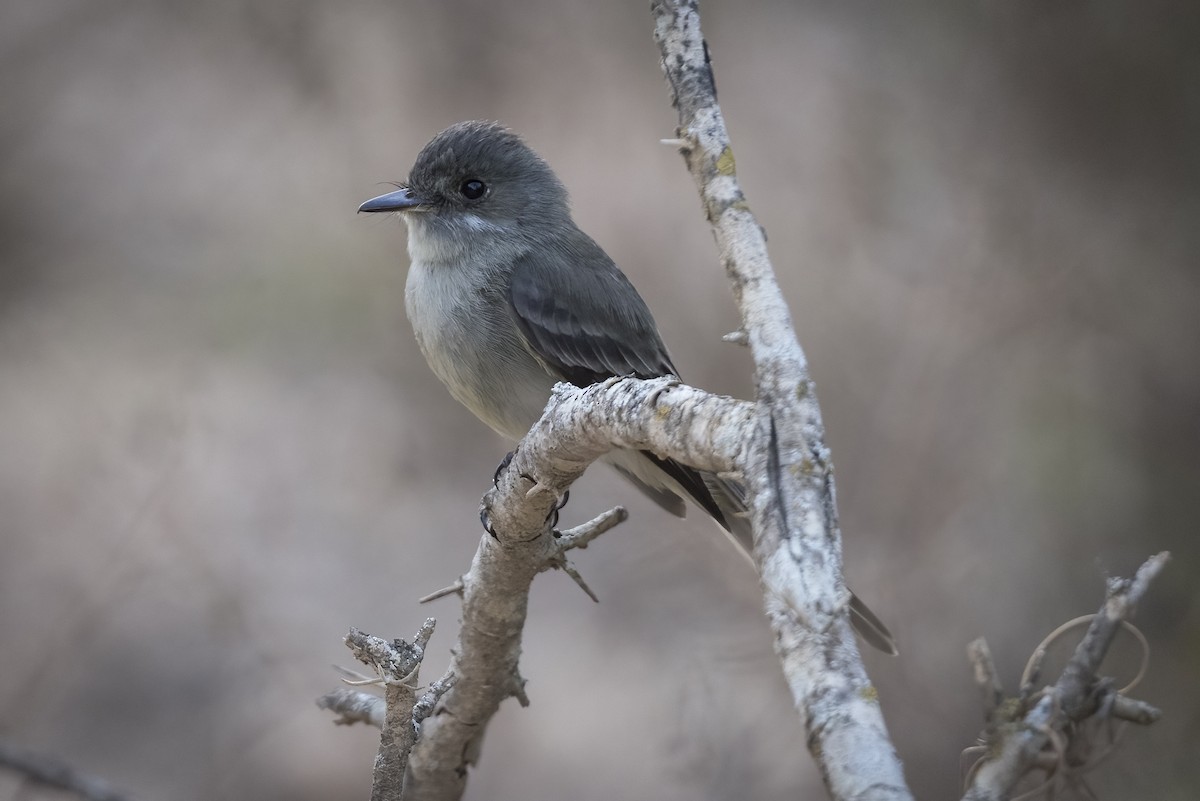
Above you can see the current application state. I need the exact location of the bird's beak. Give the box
[358,186,428,213]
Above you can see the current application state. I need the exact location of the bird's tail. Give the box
[607,450,897,655]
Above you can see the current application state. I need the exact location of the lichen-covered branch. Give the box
[401,376,750,801]
[340,620,452,801]
[510,376,753,488]
[650,2,912,799]
[319,377,746,801]
[962,553,1169,801]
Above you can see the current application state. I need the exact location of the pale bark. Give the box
[651,1,911,798]
[404,377,747,800]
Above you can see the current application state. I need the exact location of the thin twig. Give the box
[555,506,628,551]
[968,638,1006,720]
[419,579,464,604]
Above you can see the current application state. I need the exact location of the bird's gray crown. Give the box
[403,121,571,233]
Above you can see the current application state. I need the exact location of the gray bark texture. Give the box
[650,2,912,798]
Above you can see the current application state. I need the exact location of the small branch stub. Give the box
[967,638,1005,721]
[555,506,628,552]
[419,579,464,605]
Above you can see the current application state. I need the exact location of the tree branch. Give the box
[319,378,746,799]
[0,741,139,801]
[340,620,454,801]
[962,553,1169,801]
[401,377,749,800]
[651,3,912,799]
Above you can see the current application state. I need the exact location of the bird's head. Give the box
[359,121,571,258]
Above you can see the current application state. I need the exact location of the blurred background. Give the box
[1,1,1196,799]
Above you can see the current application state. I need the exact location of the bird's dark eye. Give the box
[460,179,486,200]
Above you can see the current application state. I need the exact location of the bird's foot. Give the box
[493,451,515,487]
[480,505,497,539]
[545,489,570,529]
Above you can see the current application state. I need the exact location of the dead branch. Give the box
[338,620,453,801]
[651,2,912,798]
[398,378,748,800]
[961,552,1168,801]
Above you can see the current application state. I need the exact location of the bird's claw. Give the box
[544,489,570,528]
[493,451,515,487]
[480,506,497,539]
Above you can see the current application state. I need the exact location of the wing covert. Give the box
[507,231,677,386]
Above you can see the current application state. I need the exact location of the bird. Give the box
[359,120,895,654]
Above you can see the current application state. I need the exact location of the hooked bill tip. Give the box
[358,186,424,213]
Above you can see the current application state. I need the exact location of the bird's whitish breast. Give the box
[405,259,555,441]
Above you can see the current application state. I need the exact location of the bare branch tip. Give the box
[1131,551,1170,592]
[509,672,531,708]
[414,617,437,644]
[419,578,465,604]
[556,557,600,603]
[556,505,628,552]
[659,136,693,152]
[1111,695,1162,725]
[968,637,1006,714]
[341,676,386,688]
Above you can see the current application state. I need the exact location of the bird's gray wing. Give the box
[506,231,728,523]
[506,231,676,386]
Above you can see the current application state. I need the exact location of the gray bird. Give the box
[359,121,895,654]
